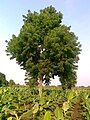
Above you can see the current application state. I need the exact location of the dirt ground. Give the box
[71,101,85,120]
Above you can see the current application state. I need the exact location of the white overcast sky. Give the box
[0,0,90,86]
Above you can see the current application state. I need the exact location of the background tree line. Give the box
[0,72,15,87]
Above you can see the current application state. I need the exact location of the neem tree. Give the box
[6,6,81,89]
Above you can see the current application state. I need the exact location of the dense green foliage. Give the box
[8,79,15,86]
[0,72,16,87]
[6,6,81,88]
[0,72,8,87]
[0,86,90,120]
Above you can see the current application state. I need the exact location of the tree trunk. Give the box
[38,76,43,98]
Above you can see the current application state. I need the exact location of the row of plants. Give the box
[0,86,89,120]
[80,89,90,120]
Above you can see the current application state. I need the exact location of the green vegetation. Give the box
[0,86,90,120]
[0,72,8,87]
[8,80,15,86]
[6,6,81,89]
[0,72,16,87]
[0,5,84,120]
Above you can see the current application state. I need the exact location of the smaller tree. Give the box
[8,79,15,86]
[0,72,8,87]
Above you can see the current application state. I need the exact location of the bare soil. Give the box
[71,101,85,120]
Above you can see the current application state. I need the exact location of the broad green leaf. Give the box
[85,99,90,114]
[0,89,2,94]
[66,90,75,102]
[33,103,39,114]
[39,97,45,105]
[7,117,13,120]
[20,109,33,119]
[44,111,51,120]
[40,106,43,111]
[86,113,90,120]
[55,107,64,120]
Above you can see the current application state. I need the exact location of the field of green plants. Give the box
[0,86,90,120]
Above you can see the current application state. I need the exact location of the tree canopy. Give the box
[8,79,15,86]
[0,72,8,87]
[6,6,81,89]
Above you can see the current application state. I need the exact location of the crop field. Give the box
[0,86,90,120]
